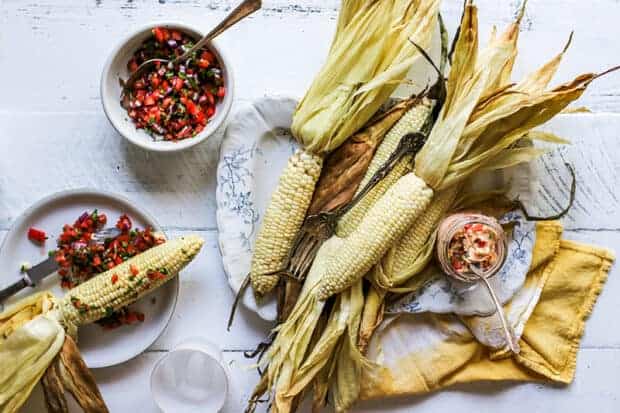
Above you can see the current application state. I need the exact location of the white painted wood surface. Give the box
[0,0,619,411]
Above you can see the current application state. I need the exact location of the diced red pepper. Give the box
[28,227,47,243]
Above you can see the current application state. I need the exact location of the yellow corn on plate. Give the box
[250,149,323,295]
[337,100,433,237]
[58,235,204,328]
[317,173,433,300]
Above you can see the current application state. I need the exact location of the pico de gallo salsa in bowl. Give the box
[101,22,233,152]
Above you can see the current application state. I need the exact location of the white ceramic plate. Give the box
[0,189,178,368]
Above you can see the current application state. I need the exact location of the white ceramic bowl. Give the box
[101,22,234,152]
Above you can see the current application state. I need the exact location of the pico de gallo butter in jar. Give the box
[436,213,507,282]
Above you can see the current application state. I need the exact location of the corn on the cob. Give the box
[250,149,323,295]
[317,173,433,300]
[384,186,458,286]
[58,235,203,329]
[337,100,433,237]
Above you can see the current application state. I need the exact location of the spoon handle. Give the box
[478,274,521,354]
[174,0,262,64]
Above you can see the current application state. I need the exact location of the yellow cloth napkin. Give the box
[361,221,614,400]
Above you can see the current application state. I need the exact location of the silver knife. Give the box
[0,227,122,305]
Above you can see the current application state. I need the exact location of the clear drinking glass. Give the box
[150,337,229,412]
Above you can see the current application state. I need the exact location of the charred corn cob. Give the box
[317,173,433,300]
[337,99,433,237]
[58,235,203,328]
[250,149,323,295]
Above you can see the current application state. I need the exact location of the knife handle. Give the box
[0,278,29,304]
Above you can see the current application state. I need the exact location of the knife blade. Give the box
[0,227,122,306]
[0,257,59,305]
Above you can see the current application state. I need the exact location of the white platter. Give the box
[216,95,537,320]
[0,189,178,368]
[216,96,299,321]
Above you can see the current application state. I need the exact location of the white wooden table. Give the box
[1,1,619,411]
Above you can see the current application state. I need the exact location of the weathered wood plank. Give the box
[533,114,620,230]
[0,226,616,350]
[18,348,620,412]
[1,0,620,112]
[2,113,620,231]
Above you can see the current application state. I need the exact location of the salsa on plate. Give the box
[53,210,165,329]
[122,27,226,141]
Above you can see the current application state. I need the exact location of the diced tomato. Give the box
[197,59,211,68]
[161,97,173,109]
[92,255,102,267]
[195,110,206,124]
[150,74,160,88]
[200,51,214,62]
[205,91,215,106]
[111,274,119,284]
[171,30,182,41]
[186,100,198,116]
[144,95,156,106]
[130,264,139,276]
[206,106,215,118]
[216,86,226,99]
[27,227,47,243]
[172,77,184,91]
[128,59,139,73]
[152,27,170,43]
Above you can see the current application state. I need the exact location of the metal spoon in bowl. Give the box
[121,0,261,93]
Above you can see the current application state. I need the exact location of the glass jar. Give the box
[436,212,507,282]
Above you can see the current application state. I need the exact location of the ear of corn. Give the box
[337,99,434,237]
[381,186,459,287]
[292,0,439,154]
[317,173,433,300]
[58,235,204,330]
[250,149,323,295]
[250,0,439,298]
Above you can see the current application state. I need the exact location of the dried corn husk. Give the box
[0,293,65,413]
[307,97,419,216]
[356,2,598,356]
[250,0,440,295]
[42,336,108,413]
[292,0,440,154]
